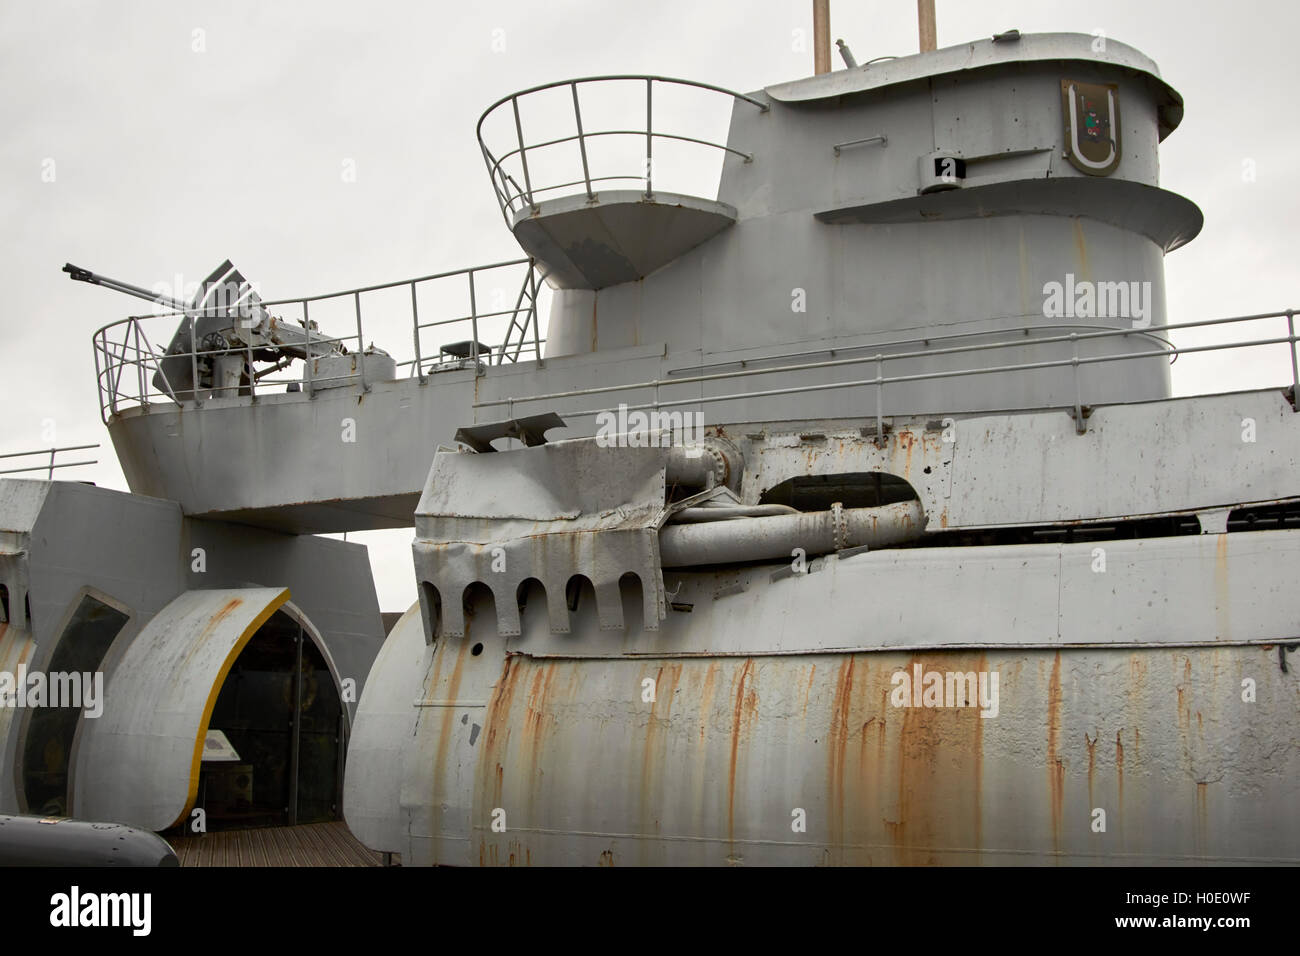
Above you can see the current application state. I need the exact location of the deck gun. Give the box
[65,260,343,400]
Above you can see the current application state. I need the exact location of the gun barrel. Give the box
[63,263,189,312]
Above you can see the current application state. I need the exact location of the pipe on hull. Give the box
[664,440,743,491]
[659,499,924,566]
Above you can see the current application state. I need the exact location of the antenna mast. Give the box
[816,1,937,75]
[918,0,937,52]
[813,0,831,74]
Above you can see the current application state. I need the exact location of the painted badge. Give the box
[1061,79,1121,176]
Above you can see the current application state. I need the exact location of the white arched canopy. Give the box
[72,587,290,830]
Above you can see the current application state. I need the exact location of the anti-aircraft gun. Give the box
[64,260,350,401]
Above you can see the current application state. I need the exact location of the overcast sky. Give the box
[2,0,1297,611]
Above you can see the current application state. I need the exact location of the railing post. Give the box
[512,97,535,211]
[875,354,884,442]
[468,270,482,374]
[644,78,654,199]
[47,448,55,480]
[1071,333,1086,434]
[1288,309,1298,395]
[303,301,314,397]
[412,282,425,382]
[503,271,530,365]
[93,331,107,424]
[354,291,368,391]
[134,321,146,408]
[189,314,202,407]
[108,332,119,417]
[571,82,594,201]
[530,263,543,367]
[481,140,510,224]
[245,339,256,401]
[110,331,127,409]
[138,323,178,406]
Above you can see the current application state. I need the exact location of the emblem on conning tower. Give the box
[1061,79,1121,176]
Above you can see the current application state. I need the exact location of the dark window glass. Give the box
[205,609,343,829]
[23,594,128,814]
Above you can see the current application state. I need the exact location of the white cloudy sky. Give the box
[2,0,1297,611]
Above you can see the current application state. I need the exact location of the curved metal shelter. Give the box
[70,587,317,831]
[0,621,35,813]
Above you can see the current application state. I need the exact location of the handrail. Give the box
[91,258,549,423]
[473,308,1300,438]
[476,75,768,225]
[664,323,1181,376]
[0,444,100,478]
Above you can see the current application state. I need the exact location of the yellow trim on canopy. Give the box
[169,588,290,830]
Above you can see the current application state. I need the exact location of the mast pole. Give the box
[918,0,937,52]
[813,0,831,74]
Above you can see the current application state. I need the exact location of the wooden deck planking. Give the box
[168,822,382,867]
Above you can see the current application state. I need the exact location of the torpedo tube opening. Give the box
[758,472,920,511]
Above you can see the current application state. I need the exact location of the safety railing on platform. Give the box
[0,445,100,478]
[474,309,1300,437]
[476,75,768,224]
[92,258,548,423]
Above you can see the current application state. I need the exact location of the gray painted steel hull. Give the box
[462,645,1290,866]
[347,533,1300,865]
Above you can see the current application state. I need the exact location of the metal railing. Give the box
[474,309,1300,437]
[0,444,100,478]
[476,75,768,224]
[92,258,548,423]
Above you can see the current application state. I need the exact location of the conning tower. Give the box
[498,33,1198,419]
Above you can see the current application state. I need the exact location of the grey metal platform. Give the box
[512,190,738,289]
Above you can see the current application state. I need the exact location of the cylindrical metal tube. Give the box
[670,504,799,523]
[836,39,858,69]
[918,0,937,52]
[0,814,178,867]
[659,498,923,566]
[665,438,743,491]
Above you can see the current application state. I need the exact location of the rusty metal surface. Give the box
[373,638,1298,865]
[742,389,1300,533]
[342,601,427,854]
[348,524,1300,865]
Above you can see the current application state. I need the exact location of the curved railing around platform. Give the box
[91,258,548,423]
[476,76,768,224]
